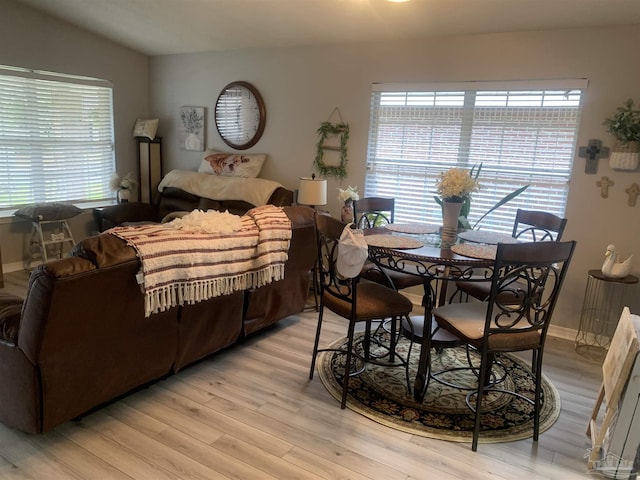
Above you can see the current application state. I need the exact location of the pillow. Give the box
[14,202,83,221]
[132,118,159,140]
[198,150,265,178]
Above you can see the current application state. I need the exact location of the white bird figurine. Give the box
[601,244,633,279]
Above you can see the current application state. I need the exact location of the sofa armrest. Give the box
[93,202,160,232]
[0,292,24,346]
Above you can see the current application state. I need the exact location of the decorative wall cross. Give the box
[596,176,614,198]
[578,139,610,174]
[625,183,640,206]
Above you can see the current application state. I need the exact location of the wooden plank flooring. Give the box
[0,270,602,479]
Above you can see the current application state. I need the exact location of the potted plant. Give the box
[110,171,137,203]
[603,98,640,171]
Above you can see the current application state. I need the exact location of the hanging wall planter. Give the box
[609,141,640,171]
[314,108,349,178]
[603,99,640,171]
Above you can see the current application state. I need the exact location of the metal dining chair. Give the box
[453,209,567,302]
[430,240,576,450]
[309,214,415,408]
[353,197,395,229]
[353,197,424,291]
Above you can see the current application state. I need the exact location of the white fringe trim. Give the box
[144,264,285,317]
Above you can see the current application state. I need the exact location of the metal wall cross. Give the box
[578,139,610,174]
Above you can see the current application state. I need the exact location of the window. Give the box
[0,65,115,215]
[365,80,586,233]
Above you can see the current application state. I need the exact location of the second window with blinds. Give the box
[364,79,586,233]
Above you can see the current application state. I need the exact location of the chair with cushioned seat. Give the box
[430,240,576,450]
[353,197,395,229]
[309,214,415,408]
[353,197,424,291]
[454,209,567,302]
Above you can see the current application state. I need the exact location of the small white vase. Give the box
[441,200,462,247]
[118,189,131,203]
[341,200,354,224]
[185,132,201,151]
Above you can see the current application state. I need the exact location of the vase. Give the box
[341,200,354,224]
[441,200,463,247]
[185,132,201,151]
[118,188,131,203]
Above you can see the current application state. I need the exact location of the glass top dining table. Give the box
[364,225,498,402]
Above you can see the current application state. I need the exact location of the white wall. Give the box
[0,0,149,266]
[150,26,640,330]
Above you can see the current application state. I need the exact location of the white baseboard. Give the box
[3,261,28,273]
[402,292,577,341]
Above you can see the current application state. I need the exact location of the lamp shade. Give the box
[297,177,327,206]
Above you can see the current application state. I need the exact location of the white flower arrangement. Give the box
[337,185,359,203]
[110,172,137,191]
[435,168,479,202]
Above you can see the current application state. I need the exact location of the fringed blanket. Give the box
[109,205,292,317]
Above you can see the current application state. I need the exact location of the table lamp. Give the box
[297,174,327,208]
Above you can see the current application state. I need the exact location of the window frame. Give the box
[0,65,116,217]
[365,79,587,233]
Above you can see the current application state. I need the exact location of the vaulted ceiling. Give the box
[12,0,640,56]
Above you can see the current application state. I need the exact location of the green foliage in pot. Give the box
[603,98,640,144]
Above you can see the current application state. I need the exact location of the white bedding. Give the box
[158,169,284,207]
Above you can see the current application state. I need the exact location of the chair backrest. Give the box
[353,197,395,229]
[511,209,567,242]
[484,240,576,344]
[315,214,356,303]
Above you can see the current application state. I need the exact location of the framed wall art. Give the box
[179,106,205,151]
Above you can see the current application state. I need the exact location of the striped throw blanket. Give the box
[109,205,292,317]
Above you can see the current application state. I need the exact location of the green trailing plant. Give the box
[603,98,640,144]
[433,163,529,229]
[314,121,349,178]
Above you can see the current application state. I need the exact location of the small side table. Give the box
[25,218,76,270]
[575,269,639,360]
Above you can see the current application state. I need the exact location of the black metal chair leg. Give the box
[309,305,325,380]
[471,351,490,452]
[342,320,358,409]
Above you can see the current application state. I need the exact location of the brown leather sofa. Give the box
[0,206,316,434]
[93,183,294,232]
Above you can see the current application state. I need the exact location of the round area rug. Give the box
[317,334,561,443]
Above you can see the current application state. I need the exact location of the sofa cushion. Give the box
[0,292,24,345]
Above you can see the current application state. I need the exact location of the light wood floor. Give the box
[0,270,602,479]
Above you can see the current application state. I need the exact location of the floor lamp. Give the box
[297,174,327,311]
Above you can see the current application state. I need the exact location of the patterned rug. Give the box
[317,333,561,443]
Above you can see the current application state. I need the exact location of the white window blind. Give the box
[365,80,586,233]
[0,65,115,214]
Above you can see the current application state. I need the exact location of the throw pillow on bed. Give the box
[198,150,265,178]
